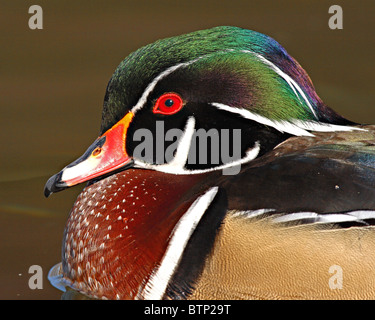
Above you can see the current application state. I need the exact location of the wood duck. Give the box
[45,26,375,300]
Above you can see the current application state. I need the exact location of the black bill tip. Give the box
[44,171,68,198]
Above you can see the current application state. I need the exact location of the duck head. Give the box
[44,26,353,196]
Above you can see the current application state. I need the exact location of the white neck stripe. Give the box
[164,116,196,169]
[139,186,219,300]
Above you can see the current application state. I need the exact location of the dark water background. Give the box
[1,0,374,299]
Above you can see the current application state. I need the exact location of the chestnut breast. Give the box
[62,168,217,299]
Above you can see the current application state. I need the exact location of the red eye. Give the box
[153,93,184,115]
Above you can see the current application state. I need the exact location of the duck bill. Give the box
[44,112,134,197]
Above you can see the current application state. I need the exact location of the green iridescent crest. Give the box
[101,26,348,133]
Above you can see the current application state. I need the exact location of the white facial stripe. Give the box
[133,117,196,173]
[134,141,261,175]
[250,51,318,119]
[223,48,318,118]
[290,120,364,132]
[140,186,219,300]
[130,48,317,122]
[129,49,362,175]
[131,58,201,114]
[129,47,336,123]
[211,102,361,136]
[212,102,313,136]
[163,116,196,169]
